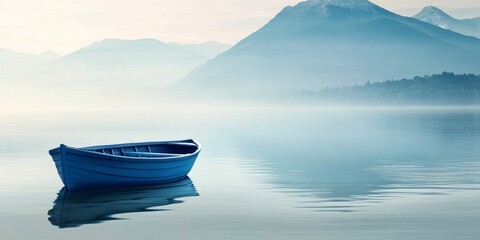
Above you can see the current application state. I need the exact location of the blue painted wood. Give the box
[49,139,201,190]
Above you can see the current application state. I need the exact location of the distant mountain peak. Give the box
[414,6,480,39]
[414,6,457,27]
[252,0,385,39]
[286,0,375,14]
[179,0,480,95]
[422,6,442,11]
[418,6,450,16]
[305,0,373,9]
[38,50,59,57]
[37,50,60,61]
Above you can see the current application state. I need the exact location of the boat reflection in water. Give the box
[48,177,198,228]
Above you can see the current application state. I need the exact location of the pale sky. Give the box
[1,0,479,55]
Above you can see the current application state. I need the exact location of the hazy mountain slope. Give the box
[414,6,480,39]
[179,0,480,96]
[0,48,59,80]
[169,41,231,58]
[43,39,208,87]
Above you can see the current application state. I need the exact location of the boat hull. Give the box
[49,140,201,190]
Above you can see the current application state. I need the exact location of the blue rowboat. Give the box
[48,139,201,190]
[48,177,199,228]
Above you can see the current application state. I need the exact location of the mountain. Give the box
[43,39,208,87]
[414,6,480,39]
[168,41,231,58]
[0,48,59,80]
[37,50,60,61]
[178,0,480,97]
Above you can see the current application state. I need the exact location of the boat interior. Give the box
[83,142,198,158]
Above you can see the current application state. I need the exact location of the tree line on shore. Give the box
[302,72,480,105]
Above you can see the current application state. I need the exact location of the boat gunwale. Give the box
[50,139,202,162]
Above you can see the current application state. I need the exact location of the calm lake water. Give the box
[1,107,479,239]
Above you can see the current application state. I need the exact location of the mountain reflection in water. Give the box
[225,109,480,212]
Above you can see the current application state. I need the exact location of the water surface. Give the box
[0,107,479,239]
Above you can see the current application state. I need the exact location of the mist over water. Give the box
[0,107,479,239]
[1,1,480,239]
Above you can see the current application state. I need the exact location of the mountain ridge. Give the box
[50,38,206,67]
[40,38,210,88]
[178,0,480,96]
[414,6,480,38]
[0,48,59,79]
